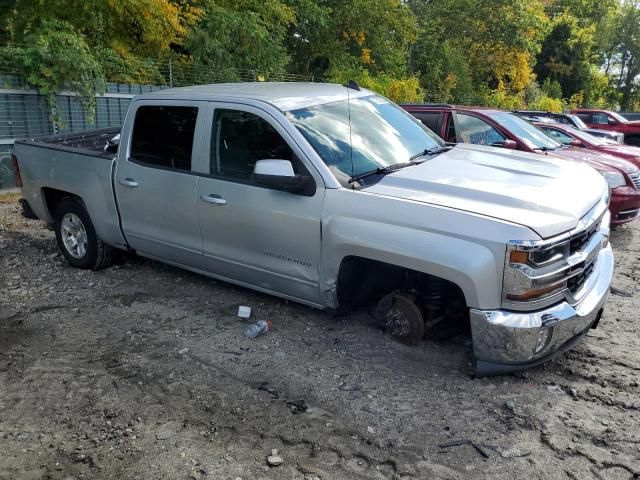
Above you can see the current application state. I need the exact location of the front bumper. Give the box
[470,244,613,376]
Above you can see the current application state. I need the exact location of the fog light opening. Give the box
[534,327,553,355]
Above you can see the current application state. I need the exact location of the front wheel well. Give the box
[335,256,469,335]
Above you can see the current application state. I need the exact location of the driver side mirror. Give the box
[492,139,518,150]
[570,139,583,147]
[252,159,315,196]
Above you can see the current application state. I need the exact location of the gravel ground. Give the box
[1,193,639,480]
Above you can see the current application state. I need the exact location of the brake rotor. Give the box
[376,293,425,346]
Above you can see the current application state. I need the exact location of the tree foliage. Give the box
[0,0,639,110]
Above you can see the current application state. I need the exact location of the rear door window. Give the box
[130,105,198,171]
[592,112,609,125]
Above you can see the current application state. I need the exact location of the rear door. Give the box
[115,101,207,266]
[195,103,325,305]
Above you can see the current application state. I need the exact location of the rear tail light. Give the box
[11,153,23,187]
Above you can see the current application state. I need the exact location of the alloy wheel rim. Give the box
[61,213,88,259]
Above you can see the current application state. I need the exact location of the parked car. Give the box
[513,110,624,143]
[402,104,640,225]
[534,121,640,168]
[13,83,613,376]
[571,109,640,146]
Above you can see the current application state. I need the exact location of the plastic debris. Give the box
[238,306,252,318]
[267,449,283,467]
[245,320,272,338]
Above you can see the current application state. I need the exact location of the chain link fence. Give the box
[0,52,313,189]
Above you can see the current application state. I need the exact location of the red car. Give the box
[571,109,640,146]
[534,121,640,169]
[402,104,640,225]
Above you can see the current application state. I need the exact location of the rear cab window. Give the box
[130,105,199,171]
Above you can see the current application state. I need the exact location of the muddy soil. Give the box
[1,198,639,480]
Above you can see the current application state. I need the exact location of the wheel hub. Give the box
[375,293,425,345]
[61,213,88,259]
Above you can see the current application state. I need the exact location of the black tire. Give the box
[54,197,113,270]
[625,136,640,147]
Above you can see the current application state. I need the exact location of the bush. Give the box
[328,68,424,103]
[0,20,105,125]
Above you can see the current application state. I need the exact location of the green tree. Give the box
[284,0,417,79]
[600,1,640,110]
[184,0,294,79]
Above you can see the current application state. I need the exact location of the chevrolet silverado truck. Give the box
[571,109,640,146]
[12,83,613,376]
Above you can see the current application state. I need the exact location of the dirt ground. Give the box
[1,194,639,480]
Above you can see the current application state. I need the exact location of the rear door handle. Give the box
[119,178,139,188]
[200,194,227,206]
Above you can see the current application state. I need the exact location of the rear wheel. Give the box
[54,198,112,270]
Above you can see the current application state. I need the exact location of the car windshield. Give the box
[287,95,444,186]
[487,111,561,150]
[608,111,629,124]
[566,114,588,129]
[562,125,609,146]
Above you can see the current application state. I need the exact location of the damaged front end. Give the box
[470,205,613,376]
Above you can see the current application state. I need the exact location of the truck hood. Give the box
[366,144,607,239]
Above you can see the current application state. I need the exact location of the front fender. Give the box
[319,188,541,311]
[321,216,502,309]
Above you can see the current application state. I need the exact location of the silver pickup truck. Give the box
[12,82,613,375]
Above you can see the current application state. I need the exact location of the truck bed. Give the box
[13,126,126,248]
[21,127,121,159]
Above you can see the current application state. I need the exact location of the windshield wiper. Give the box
[348,146,452,184]
[409,145,452,161]
[348,162,412,184]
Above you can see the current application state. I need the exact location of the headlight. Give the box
[601,171,626,189]
[504,242,570,303]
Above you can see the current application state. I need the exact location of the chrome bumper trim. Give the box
[470,244,613,369]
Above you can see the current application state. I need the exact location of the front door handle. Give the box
[119,177,139,188]
[200,194,227,206]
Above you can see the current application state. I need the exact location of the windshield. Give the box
[487,111,562,150]
[566,114,588,129]
[608,111,629,124]
[287,95,444,186]
[562,125,608,145]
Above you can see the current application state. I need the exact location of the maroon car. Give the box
[571,109,640,146]
[402,104,640,225]
[534,121,640,169]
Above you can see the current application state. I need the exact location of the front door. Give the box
[115,101,207,266]
[195,104,325,305]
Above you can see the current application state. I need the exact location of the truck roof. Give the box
[138,82,373,111]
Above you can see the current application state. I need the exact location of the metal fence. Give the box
[0,67,313,189]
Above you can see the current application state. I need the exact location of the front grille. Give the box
[630,172,640,190]
[568,259,596,294]
[569,220,599,255]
